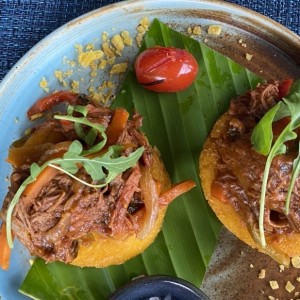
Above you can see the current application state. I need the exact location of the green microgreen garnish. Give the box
[6,105,144,248]
[251,80,300,247]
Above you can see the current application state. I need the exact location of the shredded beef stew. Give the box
[0,95,157,263]
[214,81,300,237]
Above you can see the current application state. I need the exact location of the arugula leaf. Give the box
[49,143,144,185]
[251,102,282,155]
[286,143,300,213]
[54,105,107,151]
[251,80,300,247]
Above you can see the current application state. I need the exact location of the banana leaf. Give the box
[19,19,261,299]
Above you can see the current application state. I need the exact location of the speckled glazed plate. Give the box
[0,1,300,299]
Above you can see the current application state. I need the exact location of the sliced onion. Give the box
[137,166,160,239]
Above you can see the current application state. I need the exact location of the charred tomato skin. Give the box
[134,46,199,92]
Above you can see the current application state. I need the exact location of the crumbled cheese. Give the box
[249,263,254,268]
[241,43,247,48]
[204,38,209,44]
[54,70,63,82]
[296,277,300,283]
[187,27,192,34]
[99,59,107,69]
[111,34,125,55]
[285,281,295,293]
[102,42,116,58]
[76,44,104,67]
[238,38,243,44]
[102,31,109,42]
[268,296,275,300]
[54,70,68,87]
[63,69,74,77]
[136,17,150,47]
[292,256,300,268]
[110,62,128,75]
[90,62,98,77]
[71,80,80,93]
[51,21,134,104]
[207,25,222,37]
[245,53,253,61]
[85,43,95,51]
[121,31,133,46]
[137,24,147,34]
[269,280,279,290]
[258,269,266,279]
[140,16,150,29]
[136,33,144,47]
[107,57,116,66]
[39,77,49,93]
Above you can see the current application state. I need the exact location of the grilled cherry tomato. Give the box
[134,46,199,92]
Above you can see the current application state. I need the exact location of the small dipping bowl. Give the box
[109,275,210,300]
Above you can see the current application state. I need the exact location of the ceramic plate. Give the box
[1,1,300,299]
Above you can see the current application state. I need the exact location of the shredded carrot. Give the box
[106,108,129,146]
[0,223,12,270]
[23,166,58,202]
[159,180,196,206]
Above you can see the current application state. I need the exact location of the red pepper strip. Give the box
[278,79,293,99]
[27,91,84,118]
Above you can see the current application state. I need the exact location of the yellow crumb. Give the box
[102,42,115,58]
[285,281,295,293]
[39,77,49,93]
[291,256,300,268]
[279,264,285,272]
[121,31,132,46]
[269,281,279,290]
[76,44,104,68]
[245,53,253,61]
[111,34,125,55]
[102,31,109,42]
[140,16,150,28]
[208,25,222,37]
[136,33,144,47]
[137,24,147,34]
[107,57,116,66]
[258,269,266,279]
[90,62,98,77]
[99,59,107,69]
[110,62,128,75]
[63,69,74,77]
[71,80,80,93]
[54,70,63,82]
[192,26,202,35]
[85,43,95,51]
[136,17,150,47]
